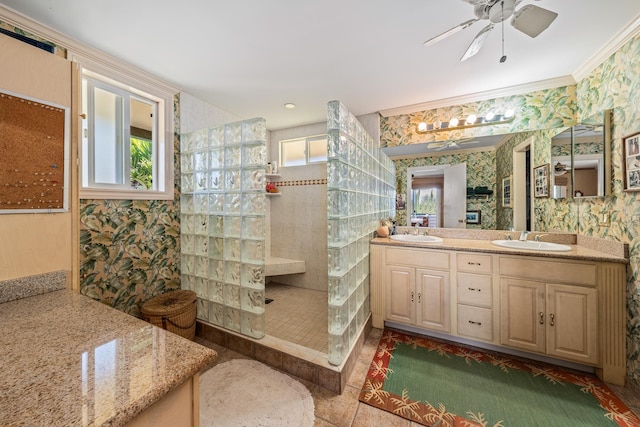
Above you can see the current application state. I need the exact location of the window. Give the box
[280,134,328,167]
[73,53,175,200]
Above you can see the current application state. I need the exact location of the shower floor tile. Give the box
[265,282,328,353]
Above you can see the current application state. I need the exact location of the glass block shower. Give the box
[180,118,267,339]
[327,101,396,365]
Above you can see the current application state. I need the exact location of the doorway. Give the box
[406,164,467,228]
[513,138,533,231]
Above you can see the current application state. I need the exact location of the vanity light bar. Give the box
[416,113,515,134]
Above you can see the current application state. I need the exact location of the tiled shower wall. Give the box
[180,118,267,339]
[327,101,395,365]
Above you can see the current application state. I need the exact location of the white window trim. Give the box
[279,134,328,167]
[69,50,176,201]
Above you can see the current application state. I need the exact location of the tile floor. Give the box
[199,327,640,427]
[265,282,328,353]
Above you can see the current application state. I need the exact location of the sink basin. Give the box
[390,234,443,243]
[491,240,572,252]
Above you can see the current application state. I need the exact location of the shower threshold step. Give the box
[265,256,305,276]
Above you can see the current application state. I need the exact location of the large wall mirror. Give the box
[551,110,612,199]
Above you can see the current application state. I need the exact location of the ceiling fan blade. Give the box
[510,5,558,38]
[423,18,478,47]
[460,24,494,61]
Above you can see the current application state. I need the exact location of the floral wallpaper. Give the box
[384,34,640,384]
[78,96,182,317]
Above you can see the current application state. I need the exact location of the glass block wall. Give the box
[180,118,267,339]
[327,101,396,365]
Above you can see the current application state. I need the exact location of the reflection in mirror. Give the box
[550,111,609,199]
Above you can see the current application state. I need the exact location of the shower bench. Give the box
[265,256,306,276]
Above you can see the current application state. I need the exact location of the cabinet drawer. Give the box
[457,305,493,341]
[499,257,596,286]
[457,273,492,307]
[386,247,450,269]
[457,253,492,274]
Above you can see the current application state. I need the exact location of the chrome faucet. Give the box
[534,234,548,242]
[519,231,530,241]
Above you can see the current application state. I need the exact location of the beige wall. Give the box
[0,33,74,282]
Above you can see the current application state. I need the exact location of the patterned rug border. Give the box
[359,329,639,427]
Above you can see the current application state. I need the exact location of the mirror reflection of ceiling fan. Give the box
[554,161,571,176]
[423,0,558,62]
[427,138,479,151]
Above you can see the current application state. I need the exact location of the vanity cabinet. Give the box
[456,253,494,342]
[500,278,598,365]
[384,247,451,333]
[370,242,627,385]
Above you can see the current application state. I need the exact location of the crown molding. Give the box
[378,75,576,118]
[573,13,640,82]
[0,5,179,95]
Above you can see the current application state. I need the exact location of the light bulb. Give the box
[417,122,427,132]
[485,111,495,121]
[504,109,515,119]
[466,114,477,125]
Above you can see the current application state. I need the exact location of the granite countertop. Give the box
[0,289,217,426]
[370,235,629,264]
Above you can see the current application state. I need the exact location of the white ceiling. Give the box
[1,0,640,131]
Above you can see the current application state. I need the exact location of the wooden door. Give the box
[385,265,415,325]
[546,283,598,364]
[416,268,450,332]
[500,278,545,353]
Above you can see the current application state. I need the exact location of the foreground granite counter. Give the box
[0,289,217,426]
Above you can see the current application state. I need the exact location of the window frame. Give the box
[70,51,175,200]
[279,134,328,167]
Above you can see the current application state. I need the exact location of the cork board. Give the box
[0,90,68,213]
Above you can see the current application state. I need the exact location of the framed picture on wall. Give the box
[534,164,550,198]
[502,175,512,207]
[623,132,640,191]
[465,210,481,225]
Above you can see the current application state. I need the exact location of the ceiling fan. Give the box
[554,161,571,176]
[423,0,558,62]
[427,138,479,150]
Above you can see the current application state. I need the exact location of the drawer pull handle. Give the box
[467,262,481,266]
[539,312,544,325]
[418,293,422,303]
[467,287,481,292]
[411,292,414,302]
[550,313,555,326]
[468,320,482,326]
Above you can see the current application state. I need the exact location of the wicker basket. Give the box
[141,290,197,340]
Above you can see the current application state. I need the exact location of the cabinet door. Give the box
[385,265,415,324]
[416,269,450,332]
[546,284,598,365]
[500,278,545,353]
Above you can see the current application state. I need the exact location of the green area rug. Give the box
[359,330,639,427]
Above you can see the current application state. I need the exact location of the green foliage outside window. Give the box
[130,137,152,189]
[413,189,438,214]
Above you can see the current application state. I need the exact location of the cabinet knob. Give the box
[539,312,544,325]
[550,313,555,326]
